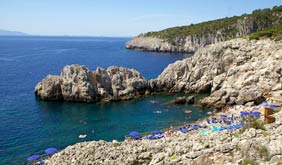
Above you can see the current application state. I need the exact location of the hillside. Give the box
[126,6,282,53]
[0,29,28,36]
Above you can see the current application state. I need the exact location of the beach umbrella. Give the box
[129,131,139,137]
[251,111,261,117]
[240,111,248,117]
[262,102,270,107]
[152,130,162,135]
[220,114,227,118]
[27,155,40,162]
[44,148,58,154]
[270,104,279,108]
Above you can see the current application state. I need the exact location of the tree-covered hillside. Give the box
[249,25,282,41]
[144,6,282,43]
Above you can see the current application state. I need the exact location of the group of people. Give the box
[126,105,263,142]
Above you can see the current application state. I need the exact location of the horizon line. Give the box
[0,34,134,38]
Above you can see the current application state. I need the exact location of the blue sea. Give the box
[0,36,208,164]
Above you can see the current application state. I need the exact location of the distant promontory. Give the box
[0,29,28,36]
[126,6,282,53]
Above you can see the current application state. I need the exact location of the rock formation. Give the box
[153,38,282,108]
[60,65,99,102]
[35,38,282,109]
[126,35,181,53]
[35,65,149,102]
[46,110,282,165]
[35,75,63,101]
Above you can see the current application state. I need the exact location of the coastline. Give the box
[46,103,282,164]
[35,38,282,109]
[33,36,282,164]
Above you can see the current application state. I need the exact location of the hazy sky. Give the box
[0,0,281,36]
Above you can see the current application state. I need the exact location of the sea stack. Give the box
[35,65,150,102]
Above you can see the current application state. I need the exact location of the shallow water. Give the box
[0,36,208,164]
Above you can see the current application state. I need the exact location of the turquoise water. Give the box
[0,36,208,164]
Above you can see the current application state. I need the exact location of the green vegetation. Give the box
[239,117,266,134]
[144,6,282,44]
[276,162,282,165]
[249,25,282,41]
[242,159,258,165]
[169,154,177,160]
[231,132,240,138]
[248,118,266,131]
[259,146,270,160]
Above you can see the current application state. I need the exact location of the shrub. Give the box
[259,146,269,158]
[246,117,266,131]
[242,159,258,165]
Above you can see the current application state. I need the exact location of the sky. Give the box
[0,0,281,37]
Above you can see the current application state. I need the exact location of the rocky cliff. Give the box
[46,110,282,165]
[153,38,282,108]
[35,65,149,102]
[126,6,282,53]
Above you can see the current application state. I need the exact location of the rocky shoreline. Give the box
[34,38,282,164]
[35,38,282,109]
[46,107,282,165]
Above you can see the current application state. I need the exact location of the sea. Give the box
[0,36,209,164]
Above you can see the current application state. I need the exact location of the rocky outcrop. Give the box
[35,65,149,102]
[34,75,63,101]
[153,39,282,108]
[60,65,99,102]
[36,39,282,108]
[46,110,282,165]
[107,66,148,100]
[126,35,180,53]
[126,33,225,53]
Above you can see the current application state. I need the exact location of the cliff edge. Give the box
[126,6,282,53]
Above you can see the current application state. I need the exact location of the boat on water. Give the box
[79,134,87,139]
[184,110,192,114]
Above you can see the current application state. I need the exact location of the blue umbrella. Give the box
[27,155,40,162]
[262,102,270,107]
[45,148,58,154]
[270,104,279,108]
[220,114,227,118]
[152,130,162,135]
[129,131,139,137]
[251,111,261,117]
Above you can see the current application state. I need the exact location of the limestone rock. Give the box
[155,39,282,108]
[35,75,63,100]
[93,67,112,99]
[107,66,148,100]
[60,64,99,102]
[186,96,195,104]
[35,64,150,102]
